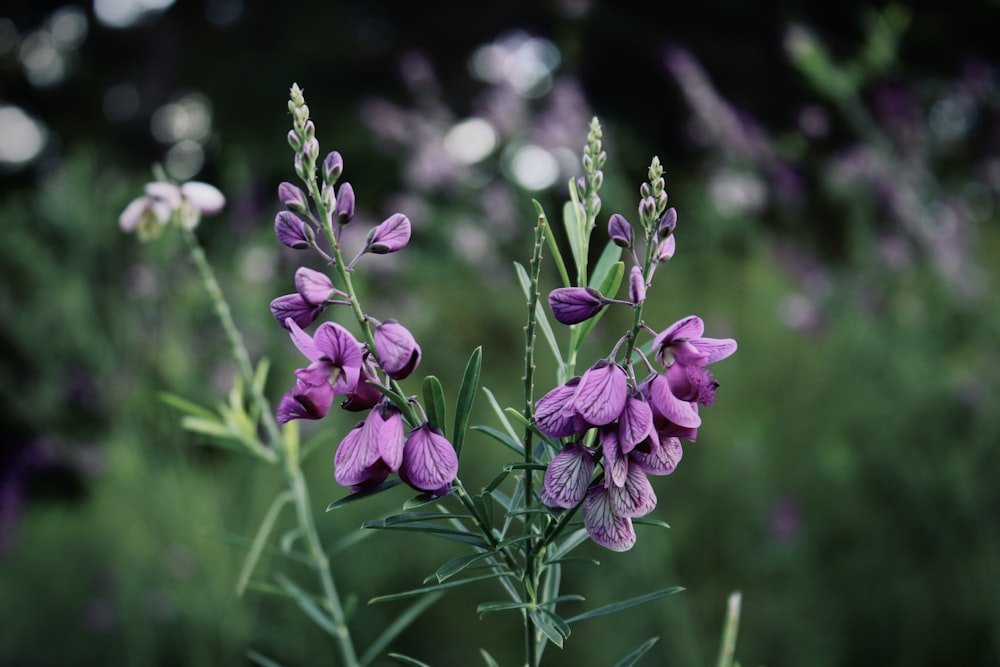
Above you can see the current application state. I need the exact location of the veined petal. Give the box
[548,287,605,325]
[334,420,383,487]
[373,402,405,472]
[583,485,637,552]
[645,373,701,428]
[271,294,324,329]
[600,428,628,488]
[571,360,627,426]
[313,322,363,391]
[541,444,595,508]
[374,320,422,380]
[609,464,657,518]
[366,213,411,254]
[632,435,683,476]
[401,424,458,495]
[618,393,653,454]
[534,378,587,438]
[659,315,704,342]
[691,337,738,364]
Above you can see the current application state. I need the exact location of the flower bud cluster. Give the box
[538,167,737,551]
[274,85,456,496]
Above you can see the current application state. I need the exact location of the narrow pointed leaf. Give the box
[361,521,489,548]
[565,587,685,624]
[236,491,293,597]
[571,255,624,353]
[359,592,443,667]
[453,346,482,458]
[276,574,338,637]
[388,654,434,667]
[614,637,661,667]
[587,240,624,291]
[435,551,498,582]
[380,512,471,526]
[326,479,404,511]
[246,649,287,667]
[535,199,570,288]
[472,425,524,456]
[483,469,511,494]
[477,600,533,618]
[370,572,513,604]
[159,392,218,421]
[530,607,570,648]
[422,375,447,434]
[403,490,453,510]
[563,195,585,283]
[480,649,502,667]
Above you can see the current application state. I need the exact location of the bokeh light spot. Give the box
[444,118,497,164]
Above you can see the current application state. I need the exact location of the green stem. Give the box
[183,228,359,667]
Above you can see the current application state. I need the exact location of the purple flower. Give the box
[642,372,701,429]
[366,213,411,254]
[540,443,595,508]
[617,391,654,454]
[340,369,382,412]
[606,462,657,518]
[334,401,405,490]
[534,378,589,438]
[335,182,355,224]
[294,267,336,305]
[548,287,606,325]
[583,485,636,552]
[270,293,325,329]
[400,424,459,495]
[651,316,738,369]
[608,213,633,248]
[666,362,720,408]
[631,434,683,476]
[373,320,421,380]
[278,182,309,214]
[275,211,311,249]
[276,319,363,423]
[569,359,628,427]
[276,377,334,423]
[628,266,646,305]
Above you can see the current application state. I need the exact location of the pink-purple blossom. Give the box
[373,320,421,380]
[400,424,459,496]
[276,319,363,423]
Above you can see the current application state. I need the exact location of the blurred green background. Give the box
[2,1,999,665]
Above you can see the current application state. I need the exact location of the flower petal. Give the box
[571,360,627,426]
[373,402,405,472]
[583,485,637,552]
[374,320,422,380]
[690,337,738,364]
[600,428,628,488]
[534,378,587,438]
[271,294,325,329]
[541,444,595,508]
[609,464,657,518]
[618,393,653,454]
[367,213,411,254]
[548,287,605,325]
[645,373,701,428]
[180,181,225,214]
[632,435,683,476]
[334,419,384,487]
[295,267,336,305]
[284,317,320,360]
[401,425,458,494]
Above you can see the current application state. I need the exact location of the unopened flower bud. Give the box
[321,182,335,212]
[655,191,668,213]
[590,194,601,217]
[639,196,656,222]
[269,293,324,329]
[279,182,309,214]
[629,265,646,304]
[640,182,651,199]
[374,319,422,380]
[656,234,676,262]
[582,153,594,173]
[366,213,411,254]
[592,170,604,190]
[575,176,587,198]
[608,213,633,248]
[295,266,336,305]
[303,120,316,143]
[275,211,310,249]
[548,286,606,325]
[323,151,344,185]
[335,182,355,224]
[288,129,302,151]
[658,207,677,235]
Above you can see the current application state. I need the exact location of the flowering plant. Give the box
[121,83,738,666]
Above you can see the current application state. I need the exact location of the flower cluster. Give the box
[537,162,737,551]
[272,85,457,496]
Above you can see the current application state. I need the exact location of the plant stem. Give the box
[183,228,359,667]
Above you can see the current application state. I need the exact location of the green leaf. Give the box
[565,587,685,624]
[482,387,521,445]
[434,551,499,582]
[477,600,533,618]
[453,346,482,458]
[472,493,494,532]
[633,517,671,530]
[588,239,624,291]
[479,649,502,667]
[535,200,570,288]
[422,375,447,434]
[543,555,601,568]
[614,637,661,667]
[359,592,443,667]
[472,425,524,456]
[403,490,453,510]
[275,574,339,638]
[503,462,548,472]
[326,479,404,511]
[379,512,471,526]
[370,572,513,604]
[159,392,217,421]
[483,469,511,494]
[514,261,564,368]
[530,607,571,648]
[246,649,287,667]
[563,193,585,282]
[388,654,434,667]
[571,254,624,352]
[362,521,489,549]
[235,491,293,597]
[180,415,236,440]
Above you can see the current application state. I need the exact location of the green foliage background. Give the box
[2,2,999,666]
